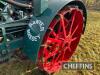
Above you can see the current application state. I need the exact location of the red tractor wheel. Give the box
[38,5,84,73]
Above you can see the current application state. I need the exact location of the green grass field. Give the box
[0,10,100,75]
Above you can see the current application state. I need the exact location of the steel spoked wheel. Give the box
[38,6,84,73]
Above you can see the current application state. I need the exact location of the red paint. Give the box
[38,7,83,73]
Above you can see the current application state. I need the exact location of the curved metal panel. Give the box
[23,0,86,62]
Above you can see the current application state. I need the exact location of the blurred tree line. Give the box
[83,0,100,10]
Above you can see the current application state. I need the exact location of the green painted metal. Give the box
[23,0,77,62]
[0,0,86,63]
[0,0,6,2]
[0,0,30,61]
[0,0,6,6]
[0,18,28,51]
[33,0,48,16]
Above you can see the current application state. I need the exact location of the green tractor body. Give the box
[0,0,87,73]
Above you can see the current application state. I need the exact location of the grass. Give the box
[54,10,100,75]
[0,10,100,75]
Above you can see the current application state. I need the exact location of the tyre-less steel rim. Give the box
[38,6,83,73]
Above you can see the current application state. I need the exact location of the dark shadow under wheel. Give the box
[38,5,84,74]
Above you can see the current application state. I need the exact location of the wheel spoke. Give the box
[55,43,66,62]
[68,46,71,52]
[47,37,61,43]
[51,44,59,64]
[50,30,57,37]
[49,18,59,28]
[38,7,84,73]
[59,14,67,38]
[49,27,57,36]
[72,37,77,41]
[43,48,49,57]
[45,49,59,62]
[71,21,81,37]
[62,47,68,60]
[44,43,60,62]
[57,24,61,37]
[69,10,77,35]
[54,53,61,62]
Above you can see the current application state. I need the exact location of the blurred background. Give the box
[83,0,100,10]
[0,0,100,75]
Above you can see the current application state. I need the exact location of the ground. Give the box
[0,10,100,75]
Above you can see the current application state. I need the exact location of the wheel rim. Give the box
[38,7,83,73]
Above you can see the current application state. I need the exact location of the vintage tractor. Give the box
[0,0,87,74]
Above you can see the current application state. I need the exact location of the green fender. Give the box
[23,0,86,62]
